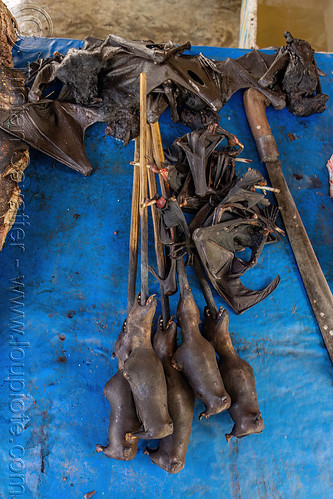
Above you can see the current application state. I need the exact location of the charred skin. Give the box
[145,319,196,474]
[115,293,173,440]
[96,370,140,460]
[173,284,231,419]
[203,307,264,440]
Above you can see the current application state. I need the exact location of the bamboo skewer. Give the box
[139,73,149,305]
[146,126,170,328]
[150,122,170,198]
[130,161,155,169]
[127,137,140,313]
[253,184,280,194]
[150,120,179,271]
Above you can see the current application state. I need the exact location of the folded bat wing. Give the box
[0,100,101,175]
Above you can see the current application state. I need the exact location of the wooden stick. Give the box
[127,137,140,313]
[150,121,170,198]
[253,184,280,193]
[150,121,178,270]
[140,73,149,305]
[146,126,170,327]
[130,161,155,169]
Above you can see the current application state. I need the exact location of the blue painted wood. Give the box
[0,37,332,498]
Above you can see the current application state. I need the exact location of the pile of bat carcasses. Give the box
[0,6,326,472]
[96,73,282,473]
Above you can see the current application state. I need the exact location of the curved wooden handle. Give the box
[243,88,279,162]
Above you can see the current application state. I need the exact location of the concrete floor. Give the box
[5,0,241,47]
[257,0,333,52]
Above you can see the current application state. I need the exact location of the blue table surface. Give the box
[0,36,332,499]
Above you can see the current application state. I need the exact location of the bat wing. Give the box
[0,100,101,175]
[193,219,280,314]
[216,56,286,110]
[177,128,223,197]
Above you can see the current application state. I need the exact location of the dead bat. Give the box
[258,32,328,117]
[156,197,192,260]
[204,167,270,226]
[145,318,196,474]
[172,125,242,205]
[214,53,285,111]
[0,33,326,179]
[193,218,280,314]
[203,307,264,441]
[193,169,281,314]
[115,293,173,440]
[96,369,140,460]
[28,35,222,113]
[172,258,231,419]
[176,126,224,197]
[0,99,100,176]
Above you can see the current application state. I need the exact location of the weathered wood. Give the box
[139,73,149,304]
[150,121,170,198]
[127,137,140,312]
[146,126,170,327]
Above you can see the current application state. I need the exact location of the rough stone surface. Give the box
[4,0,241,47]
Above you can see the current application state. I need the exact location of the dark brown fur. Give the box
[203,307,264,440]
[115,294,173,440]
[172,282,231,419]
[96,370,140,460]
[145,319,195,473]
